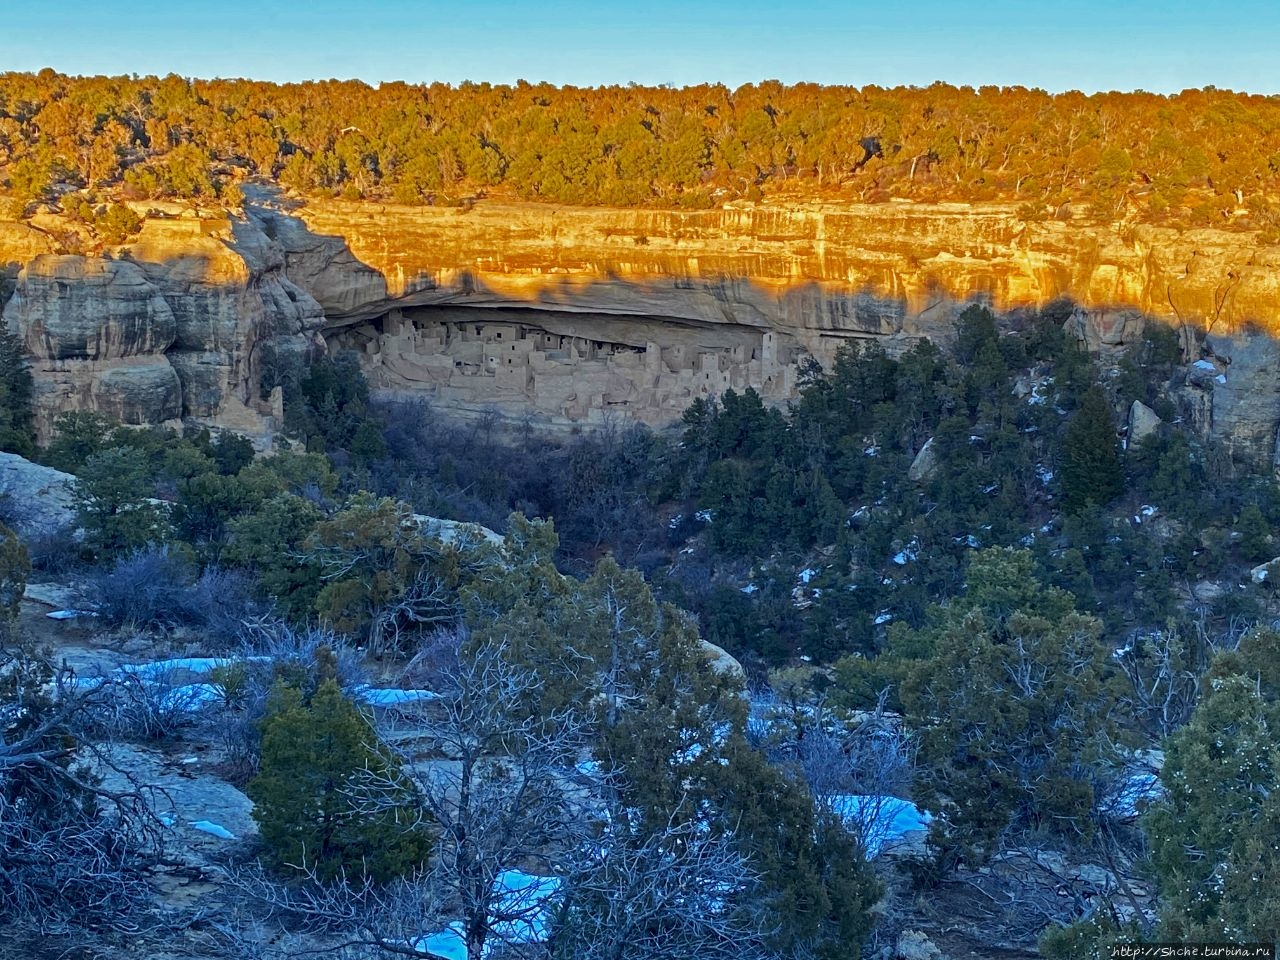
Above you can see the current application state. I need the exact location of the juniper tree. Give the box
[1144,628,1280,941]
[247,678,430,884]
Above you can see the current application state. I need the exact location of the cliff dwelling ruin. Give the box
[331,306,804,428]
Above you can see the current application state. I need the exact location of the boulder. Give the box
[699,639,745,679]
[412,514,504,548]
[0,452,77,537]
[1192,580,1227,603]
[907,438,938,482]
[896,929,944,960]
[1066,307,1145,355]
[1250,557,1280,584]
[1127,400,1162,444]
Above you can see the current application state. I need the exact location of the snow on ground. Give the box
[829,795,932,858]
[490,870,563,944]
[356,687,440,707]
[1099,772,1164,819]
[798,567,817,584]
[117,657,251,681]
[408,922,468,960]
[159,683,226,713]
[189,820,236,840]
[1193,359,1216,371]
[406,871,562,957]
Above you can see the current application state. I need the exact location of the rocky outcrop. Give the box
[1127,401,1162,445]
[4,255,183,431]
[1,209,325,440]
[8,192,1280,448]
[908,438,939,483]
[282,197,1280,347]
[0,452,77,537]
[1192,332,1280,463]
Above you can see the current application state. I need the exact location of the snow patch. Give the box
[1099,773,1164,819]
[160,684,225,713]
[118,658,253,681]
[408,922,468,960]
[490,870,562,944]
[829,795,932,858]
[356,687,440,707]
[189,820,236,840]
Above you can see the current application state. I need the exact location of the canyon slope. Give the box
[4,192,1280,456]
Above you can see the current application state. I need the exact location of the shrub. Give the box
[247,678,430,883]
[88,545,194,630]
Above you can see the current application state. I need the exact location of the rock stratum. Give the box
[4,192,1280,456]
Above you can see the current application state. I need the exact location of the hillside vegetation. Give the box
[3,71,1280,232]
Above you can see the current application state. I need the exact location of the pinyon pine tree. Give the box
[1060,385,1124,513]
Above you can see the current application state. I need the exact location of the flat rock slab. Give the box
[92,744,257,861]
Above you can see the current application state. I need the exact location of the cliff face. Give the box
[281,198,1280,341]
[1,209,324,439]
[4,194,1280,454]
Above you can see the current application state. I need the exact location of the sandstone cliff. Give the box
[1,208,324,438]
[4,193,1280,456]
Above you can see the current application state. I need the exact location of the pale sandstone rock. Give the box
[1127,400,1163,444]
[6,255,176,361]
[1192,581,1227,603]
[1066,306,1145,354]
[0,452,77,536]
[8,195,1280,455]
[896,929,944,960]
[1202,332,1280,463]
[699,639,745,679]
[1250,557,1280,584]
[907,438,938,482]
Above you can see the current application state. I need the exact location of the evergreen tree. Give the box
[247,678,430,884]
[1144,629,1280,941]
[0,329,35,458]
[0,523,30,621]
[73,446,169,557]
[890,550,1117,870]
[1060,386,1124,513]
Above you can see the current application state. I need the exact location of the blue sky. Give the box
[7,0,1280,94]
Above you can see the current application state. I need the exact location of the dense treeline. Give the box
[4,70,1280,229]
